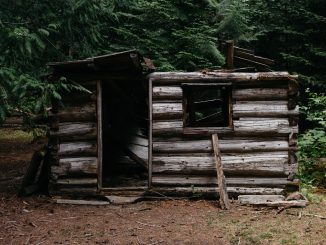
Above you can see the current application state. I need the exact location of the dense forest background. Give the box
[0,0,325,187]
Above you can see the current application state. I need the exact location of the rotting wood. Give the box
[51,157,98,177]
[56,178,97,186]
[238,195,307,207]
[152,86,183,100]
[212,134,230,209]
[149,186,284,197]
[58,142,97,157]
[233,88,287,101]
[105,195,143,204]
[19,149,45,196]
[238,195,285,205]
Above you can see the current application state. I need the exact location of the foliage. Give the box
[298,91,326,187]
[246,0,326,91]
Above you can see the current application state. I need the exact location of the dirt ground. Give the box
[0,128,326,245]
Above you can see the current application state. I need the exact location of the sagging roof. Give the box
[48,50,155,76]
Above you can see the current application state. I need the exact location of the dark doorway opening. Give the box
[101,79,148,188]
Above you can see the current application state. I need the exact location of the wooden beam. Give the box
[212,134,230,209]
[226,40,234,69]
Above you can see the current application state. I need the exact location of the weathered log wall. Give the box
[149,72,299,195]
[48,81,99,196]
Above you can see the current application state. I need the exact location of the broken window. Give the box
[182,84,232,127]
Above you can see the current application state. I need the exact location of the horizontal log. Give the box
[153,152,290,176]
[56,178,97,186]
[153,103,183,119]
[233,88,288,101]
[153,140,289,153]
[148,72,296,84]
[49,187,98,196]
[152,175,296,187]
[62,90,97,105]
[51,123,97,141]
[149,186,284,197]
[58,142,97,157]
[152,86,183,100]
[58,103,96,122]
[153,120,183,135]
[51,157,98,177]
[233,102,299,118]
[238,195,284,204]
[183,127,234,136]
[234,119,298,135]
[234,46,255,55]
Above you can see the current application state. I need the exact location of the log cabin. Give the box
[46,49,299,199]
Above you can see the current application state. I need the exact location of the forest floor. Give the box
[0,128,326,245]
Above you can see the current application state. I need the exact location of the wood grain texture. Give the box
[153,86,183,100]
[233,88,287,101]
[58,142,97,157]
[152,103,183,119]
[152,175,295,187]
[51,157,98,178]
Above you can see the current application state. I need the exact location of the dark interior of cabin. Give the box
[102,79,148,188]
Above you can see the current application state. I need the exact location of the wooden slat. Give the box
[234,56,271,71]
[234,50,275,66]
[97,80,103,190]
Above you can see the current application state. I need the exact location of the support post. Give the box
[212,133,230,209]
[226,40,234,70]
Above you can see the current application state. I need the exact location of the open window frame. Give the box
[182,83,233,135]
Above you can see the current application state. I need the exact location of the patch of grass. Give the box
[301,184,325,203]
[259,232,273,239]
[0,129,33,143]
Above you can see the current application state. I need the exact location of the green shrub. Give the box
[298,91,326,187]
